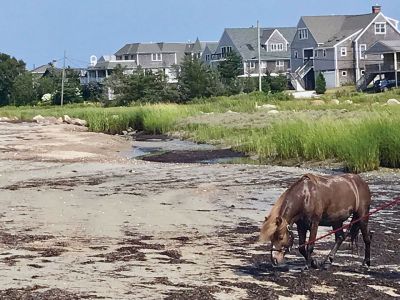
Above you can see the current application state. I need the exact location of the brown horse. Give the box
[259,173,372,268]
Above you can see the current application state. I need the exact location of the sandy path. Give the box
[0,122,399,300]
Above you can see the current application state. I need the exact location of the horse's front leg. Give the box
[298,225,308,261]
[307,221,320,269]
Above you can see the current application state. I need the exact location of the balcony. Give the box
[365,63,400,73]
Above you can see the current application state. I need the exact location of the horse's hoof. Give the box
[321,261,332,270]
[311,258,320,269]
[362,259,371,267]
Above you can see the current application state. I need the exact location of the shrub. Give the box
[316,72,326,94]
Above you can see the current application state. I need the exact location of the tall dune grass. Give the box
[1,93,400,172]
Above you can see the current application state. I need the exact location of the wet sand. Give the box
[0,122,399,299]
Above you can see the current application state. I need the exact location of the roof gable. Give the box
[301,13,377,45]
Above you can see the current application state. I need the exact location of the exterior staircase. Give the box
[356,72,376,92]
[290,60,314,91]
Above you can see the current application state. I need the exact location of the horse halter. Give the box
[271,225,295,254]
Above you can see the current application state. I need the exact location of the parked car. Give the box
[373,79,400,92]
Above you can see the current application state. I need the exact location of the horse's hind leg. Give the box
[360,219,371,267]
[322,224,348,269]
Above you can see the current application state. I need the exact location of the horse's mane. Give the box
[259,190,288,243]
[259,175,314,243]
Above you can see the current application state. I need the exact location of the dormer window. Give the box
[151,53,162,61]
[298,28,309,40]
[270,43,284,52]
[375,22,386,34]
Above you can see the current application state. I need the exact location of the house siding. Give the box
[291,18,318,71]
[357,14,400,70]
[336,39,356,70]
[137,53,177,69]
[338,68,355,85]
[266,30,288,51]
[215,31,239,58]
[314,48,335,71]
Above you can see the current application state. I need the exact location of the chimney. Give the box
[372,5,381,14]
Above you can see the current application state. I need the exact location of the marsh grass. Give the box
[1,92,400,172]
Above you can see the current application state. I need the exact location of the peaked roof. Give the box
[366,40,400,54]
[204,42,219,53]
[301,13,378,46]
[223,27,297,60]
[115,42,189,55]
[31,63,57,74]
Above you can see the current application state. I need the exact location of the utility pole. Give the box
[257,20,262,91]
[61,50,66,106]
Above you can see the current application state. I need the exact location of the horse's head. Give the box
[260,216,294,266]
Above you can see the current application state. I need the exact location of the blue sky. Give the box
[1,0,399,69]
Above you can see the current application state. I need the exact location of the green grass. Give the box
[1,91,400,172]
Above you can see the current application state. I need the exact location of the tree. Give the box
[316,72,327,94]
[217,51,243,83]
[262,72,287,94]
[177,56,217,101]
[10,73,37,106]
[0,53,26,105]
[82,82,104,101]
[52,67,83,105]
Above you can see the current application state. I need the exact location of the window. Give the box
[249,61,256,69]
[361,69,365,76]
[276,60,285,68]
[206,54,210,61]
[342,70,347,76]
[124,55,129,60]
[314,50,318,57]
[360,44,367,59]
[298,28,309,40]
[375,22,386,34]
[294,51,298,59]
[323,49,327,57]
[341,47,347,57]
[151,53,162,61]
[261,61,267,70]
[221,46,232,57]
[270,43,284,52]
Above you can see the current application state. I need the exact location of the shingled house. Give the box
[204,27,296,77]
[290,5,400,91]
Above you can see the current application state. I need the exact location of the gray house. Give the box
[364,40,400,89]
[81,39,213,99]
[290,5,400,91]
[84,39,210,85]
[205,27,296,76]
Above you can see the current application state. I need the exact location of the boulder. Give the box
[257,104,277,110]
[63,115,87,127]
[387,99,400,105]
[267,110,279,114]
[63,115,72,124]
[330,99,340,105]
[0,117,11,122]
[71,118,87,127]
[344,100,353,105]
[311,100,325,106]
[33,115,45,123]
